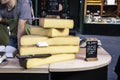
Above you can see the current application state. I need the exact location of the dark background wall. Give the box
[31,0,81,31]
[67,0,80,31]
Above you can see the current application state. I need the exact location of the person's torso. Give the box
[0,0,32,37]
[0,0,32,23]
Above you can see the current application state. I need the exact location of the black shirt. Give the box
[46,0,65,15]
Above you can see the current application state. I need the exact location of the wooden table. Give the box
[0,58,49,80]
[0,47,111,80]
[50,47,111,80]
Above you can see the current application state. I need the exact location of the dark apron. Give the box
[7,18,30,48]
[0,24,9,45]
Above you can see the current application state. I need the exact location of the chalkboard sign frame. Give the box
[85,40,98,61]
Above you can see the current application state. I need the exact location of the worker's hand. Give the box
[0,18,7,23]
[58,4,63,11]
[0,18,2,21]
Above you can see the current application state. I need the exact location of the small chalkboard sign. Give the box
[85,40,98,61]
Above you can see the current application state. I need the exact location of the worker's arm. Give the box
[58,4,63,11]
[17,1,32,50]
[58,0,65,12]
[0,11,6,23]
[17,19,27,50]
[0,18,7,23]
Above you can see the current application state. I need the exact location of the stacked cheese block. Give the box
[19,18,80,69]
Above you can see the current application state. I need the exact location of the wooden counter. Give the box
[49,47,111,72]
[50,47,111,80]
[0,59,49,80]
[0,47,111,80]
[0,58,49,73]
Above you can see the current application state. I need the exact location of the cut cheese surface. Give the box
[39,18,74,29]
[20,35,80,46]
[20,53,75,68]
[20,46,80,56]
[30,26,69,37]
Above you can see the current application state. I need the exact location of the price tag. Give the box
[85,40,98,61]
[36,42,48,47]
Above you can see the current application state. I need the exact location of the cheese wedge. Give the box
[19,53,75,68]
[39,18,74,29]
[20,35,80,46]
[30,26,69,37]
[20,46,80,56]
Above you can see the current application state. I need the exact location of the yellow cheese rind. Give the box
[20,46,80,56]
[39,18,74,29]
[20,35,80,46]
[27,54,75,68]
[20,35,48,46]
[30,26,69,37]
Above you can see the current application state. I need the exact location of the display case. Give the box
[84,0,120,24]
[102,0,118,17]
[117,0,120,16]
[84,0,103,17]
[81,0,120,35]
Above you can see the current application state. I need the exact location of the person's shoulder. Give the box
[17,0,29,4]
[17,0,30,8]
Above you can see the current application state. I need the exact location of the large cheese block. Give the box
[20,35,80,46]
[20,46,80,56]
[39,18,74,29]
[19,53,75,68]
[30,26,69,37]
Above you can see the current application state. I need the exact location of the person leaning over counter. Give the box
[41,0,66,18]
[0,0,32,50]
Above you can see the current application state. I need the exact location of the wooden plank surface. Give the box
[0,58,49,73]
[49,47,111,72]
[0,47,111,73]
